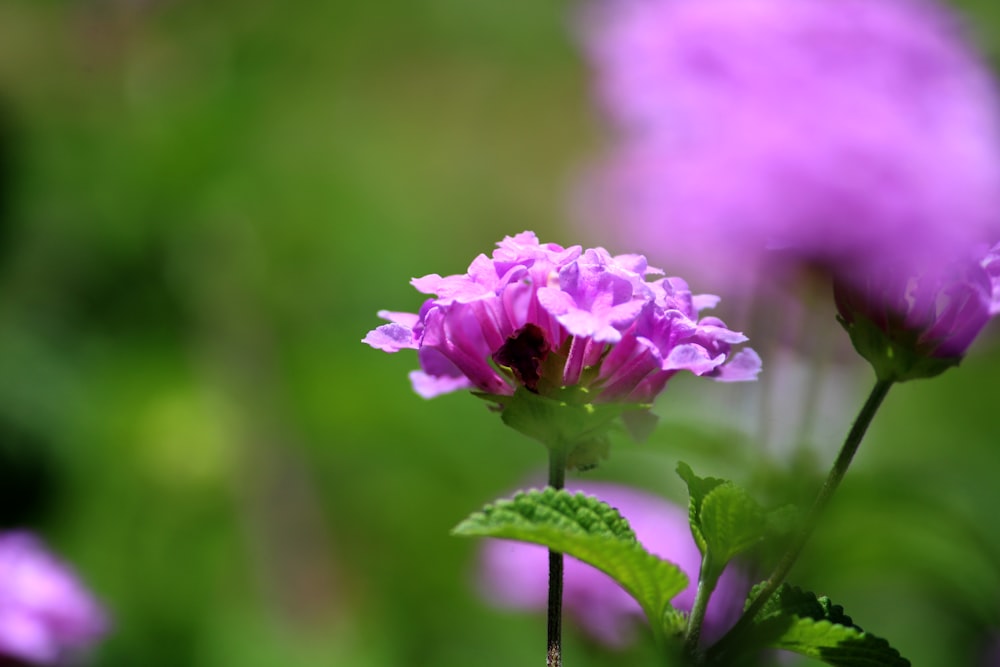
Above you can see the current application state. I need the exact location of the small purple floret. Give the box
[364,232,759,401]
[0,532,108,665]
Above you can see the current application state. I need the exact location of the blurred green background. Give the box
[0,1,999,666]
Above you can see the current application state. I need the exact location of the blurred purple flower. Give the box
[0,532,107,666]
[364,232,760,403]
[835,243,1000,379]
[580,0,1000,295]
[478,481,746,649]
[982,634,1000,666]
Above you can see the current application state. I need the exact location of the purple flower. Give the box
[835,243,1000,380]
[0,532,108,665]
[477,481,746,648]
[579,0,1000,295]
[364,232,760,403]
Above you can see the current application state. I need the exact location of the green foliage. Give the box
[752,583,857,626]
[662,606,689,642]
[727,584,911,667]
[675,461,727,555]
[698,484,767,570]
[676,462,768,587]
[452,488,688,641]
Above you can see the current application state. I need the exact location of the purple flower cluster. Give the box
[580,0,1000,295]
[365,232,760,403]
[478,481,746,648]
[0,532,107,665]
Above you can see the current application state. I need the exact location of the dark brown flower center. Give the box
[492,324,551,392]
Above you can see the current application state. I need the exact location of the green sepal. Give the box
[837,313,960,382]
[738,583,911,667]
[474,386,651,470]
[452,488,688,642]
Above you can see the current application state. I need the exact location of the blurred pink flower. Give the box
[477,481,746,649]
[580,0,1000,296]
[0,532,108,665]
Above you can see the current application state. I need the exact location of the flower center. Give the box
[492,324,551,393]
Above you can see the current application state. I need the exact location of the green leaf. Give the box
[699,484,767,571]
[676,461,727,554]
[452,488,688,639]
[779,620,909,667]
[747,584,910,667]
[677,462,767,586]
[751,582,856,626]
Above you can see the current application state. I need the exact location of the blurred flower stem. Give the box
[547,445,567,667]
[709,379,894,662]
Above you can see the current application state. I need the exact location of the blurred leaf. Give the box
[764,503,801,539]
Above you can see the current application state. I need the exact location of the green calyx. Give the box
[474,385,650,471]
[836,313,961,383]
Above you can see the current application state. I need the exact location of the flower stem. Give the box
[547,446,567,667]
[683,556,717,658]
[707,378,893,663]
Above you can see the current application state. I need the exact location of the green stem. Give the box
[683,556,717,659]
[707,378,893,663]
[547,446,567,667]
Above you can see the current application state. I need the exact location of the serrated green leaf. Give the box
[677,463,767,585]
[699,484,767,571]
[776,619,910,667]
[743,584,910,667]
[751,583,856,627]
[676,461,727,554]
[452,488,689,640]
